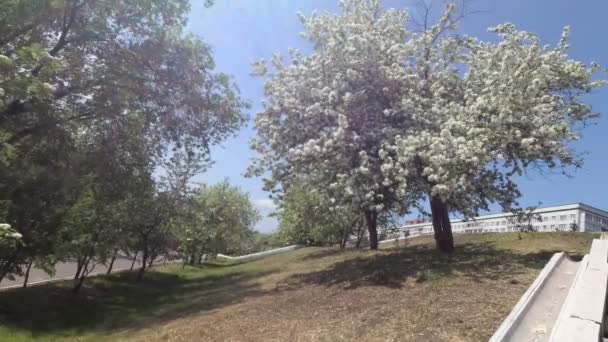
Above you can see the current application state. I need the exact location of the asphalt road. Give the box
[0,256,146,290]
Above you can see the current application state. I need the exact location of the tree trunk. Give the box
[22,259,33,288]
[339,227,349,249]
[74,256,84,280]
[429,196,454,253]
[106,251,117,275]
[355,224,365,248]
[355,234,363,248]
[73,271,86,293]
[130,251,138,271]
[147,254,154,269]
[136,248,148,282]
[365,210,379,250]
[73,256,91,293]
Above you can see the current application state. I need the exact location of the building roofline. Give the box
[577,203,608,217]
[399,202,608,229]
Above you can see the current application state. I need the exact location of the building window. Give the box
[570,214,576,220]
[543,217,548,222]
[560,215,567,220]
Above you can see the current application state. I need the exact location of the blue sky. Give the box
[186,0,608,233]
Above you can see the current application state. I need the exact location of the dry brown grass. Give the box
[120,232,595,342]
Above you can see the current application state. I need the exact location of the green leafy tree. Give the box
[176,181,260,264]
[276,182,363,248]
[0,0,247,283]
[509,204,542,233]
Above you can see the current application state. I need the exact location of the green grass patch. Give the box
[0,260,279,341]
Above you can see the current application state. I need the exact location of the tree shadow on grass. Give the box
[282,242,576,290]
[0,266,274,339]
[300,247,361,261]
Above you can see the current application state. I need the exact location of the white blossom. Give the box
[0,224,22,242]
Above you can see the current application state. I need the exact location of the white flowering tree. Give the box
[392,6,603,251]
[250,0,603,251]
[0,223,22,246]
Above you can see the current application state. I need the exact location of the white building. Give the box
[399,203,608,238]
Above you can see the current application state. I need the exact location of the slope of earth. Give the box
[0,232,596,342]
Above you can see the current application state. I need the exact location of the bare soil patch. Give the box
[122,232,594,342]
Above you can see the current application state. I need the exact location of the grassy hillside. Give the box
[0,232,597,341]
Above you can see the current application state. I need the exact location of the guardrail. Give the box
[216,245,303,263]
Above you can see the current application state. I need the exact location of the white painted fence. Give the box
[216,245,303,263]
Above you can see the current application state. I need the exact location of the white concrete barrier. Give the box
[549,239,608,342]
[489,252,567,342]
[216,245,303,263]
[491,237,608,342]
[378,235,415,245]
